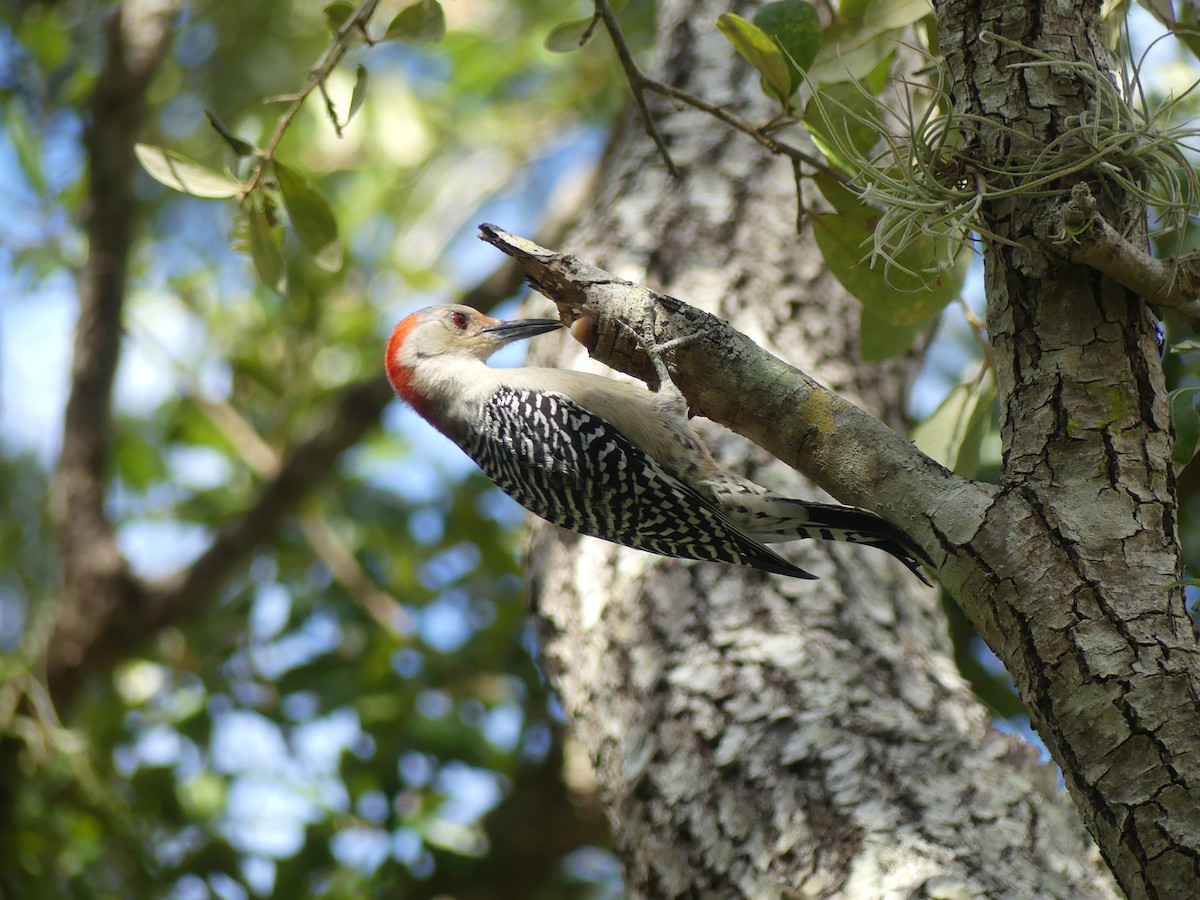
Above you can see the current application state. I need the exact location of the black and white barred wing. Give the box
[460,387,814,578]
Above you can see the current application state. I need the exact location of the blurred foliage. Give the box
[0,0,636,896]
[2,0,1200,896]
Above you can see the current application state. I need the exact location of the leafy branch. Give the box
[587,0,838,179]
[134,0,448,292]
[243,0,385,195]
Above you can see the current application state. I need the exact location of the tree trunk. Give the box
[930,1,1200,896]
[521,0,1128,895]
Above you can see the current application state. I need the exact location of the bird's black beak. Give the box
[481,318,564,346]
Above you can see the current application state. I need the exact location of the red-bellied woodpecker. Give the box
[385,304,932,583]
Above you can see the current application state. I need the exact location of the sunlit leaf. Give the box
[810,0,932,83]
[274,161,343,272]
[717,13,793,105]
[134,144,241,198]
[545,16,598,52]
[383,0,446,45]
[205,111,255,157]
[347,64,369,124]
[176,772,226,821]
[753,0,821,94]
[912,370,996,478]
[247,200,286,293]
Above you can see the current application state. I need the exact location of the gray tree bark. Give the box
[931,1,1200,896]
[516,0,1160,896]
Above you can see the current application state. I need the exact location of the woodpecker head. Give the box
[385,304,563,416]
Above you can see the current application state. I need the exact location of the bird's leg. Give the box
[615,311,715,422]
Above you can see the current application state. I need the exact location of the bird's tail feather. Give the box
[710,482,934,585]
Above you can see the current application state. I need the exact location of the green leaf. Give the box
[247,200,286,293]
[813,168,870,216]
[1175,2,1200,62]
[803,82,881,174]
[176,772,226,821]
[205,111,255,157]
[912,370,996,478]
[273,161,343,272]
[1170,387,1200,465]
[717,13,794,105]
[347,64,369,124]
[114,420,168,490]
[134,144,242,198]
[383,0,446,45]
[7,103,45,195]
[544,0,628,52]
[323,1,356,32]
[810,0,932,84]
[863,44,895,92]
[1141,0,1175,23]
[16,5,70,72]
[859,306,928,361]
[810,173,967,324]
[753,0,822,94]
[544,16,598,52]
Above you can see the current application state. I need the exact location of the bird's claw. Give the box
[615,311,715,388]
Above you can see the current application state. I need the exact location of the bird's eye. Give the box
[450,311,469,330]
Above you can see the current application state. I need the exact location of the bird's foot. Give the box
[615,311,715,395]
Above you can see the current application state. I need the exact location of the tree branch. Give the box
[244,0,383,195]
[49,0,179,700]
[640,78,842,180]
[188,392,414,637]
[593,0,678,177]
[1045,182,1200,330]
[935,1,1200,894]
[476,223,982,563]
[593,0,840,181]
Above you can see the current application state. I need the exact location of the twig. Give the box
[594,0,843,183]
[115,313,412,637]
[957,295,995,374]
[594,0,678,177]
[641,78,845,182]
[242,0,382,196]
[138,375,395,643]
[1046,183,1200,331]
[298,517,414,636]
[318,79,344,139]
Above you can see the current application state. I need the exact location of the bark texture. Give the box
[521,1,1119,895]
[930,2,1200,896]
